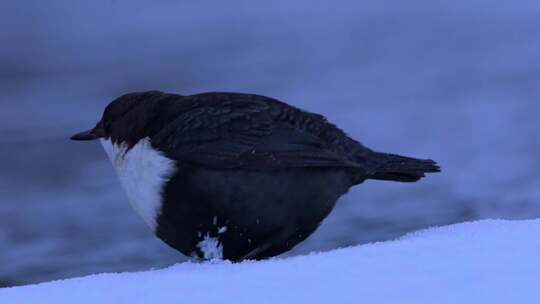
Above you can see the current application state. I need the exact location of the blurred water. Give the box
[1,0,539,287]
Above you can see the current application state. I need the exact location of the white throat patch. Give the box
[100,137,176,231]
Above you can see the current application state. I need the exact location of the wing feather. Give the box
[151,93,365,171]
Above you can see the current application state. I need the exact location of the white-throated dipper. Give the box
[71,91,440,261]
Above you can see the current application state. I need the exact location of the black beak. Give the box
[71,121,106,141]
[70,129,99,141]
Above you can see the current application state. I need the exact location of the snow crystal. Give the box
[197,236,223,260]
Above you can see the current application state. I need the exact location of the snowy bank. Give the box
[2,219,539,303]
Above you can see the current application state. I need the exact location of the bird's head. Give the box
[71,91,168,146]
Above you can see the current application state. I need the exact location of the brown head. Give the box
[71,91,174,147]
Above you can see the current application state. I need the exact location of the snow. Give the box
[2,219,539,303]
[197,235,224,260]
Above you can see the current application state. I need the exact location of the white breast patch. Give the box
[100,137,177,231]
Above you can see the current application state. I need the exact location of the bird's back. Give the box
[150,92,372,177]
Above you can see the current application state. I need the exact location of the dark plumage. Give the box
[71,91,440,261]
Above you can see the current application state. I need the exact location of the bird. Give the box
[71,91,440,261]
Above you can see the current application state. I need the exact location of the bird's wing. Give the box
[151,93,364,171]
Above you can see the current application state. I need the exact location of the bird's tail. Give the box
[363,152,440,183]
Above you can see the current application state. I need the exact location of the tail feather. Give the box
[365,152,440,183]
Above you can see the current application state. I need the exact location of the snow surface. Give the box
[2,219,539,304]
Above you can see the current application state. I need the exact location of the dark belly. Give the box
[155,163,353,261]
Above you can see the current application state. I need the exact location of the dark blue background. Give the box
[1,0,539,286]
